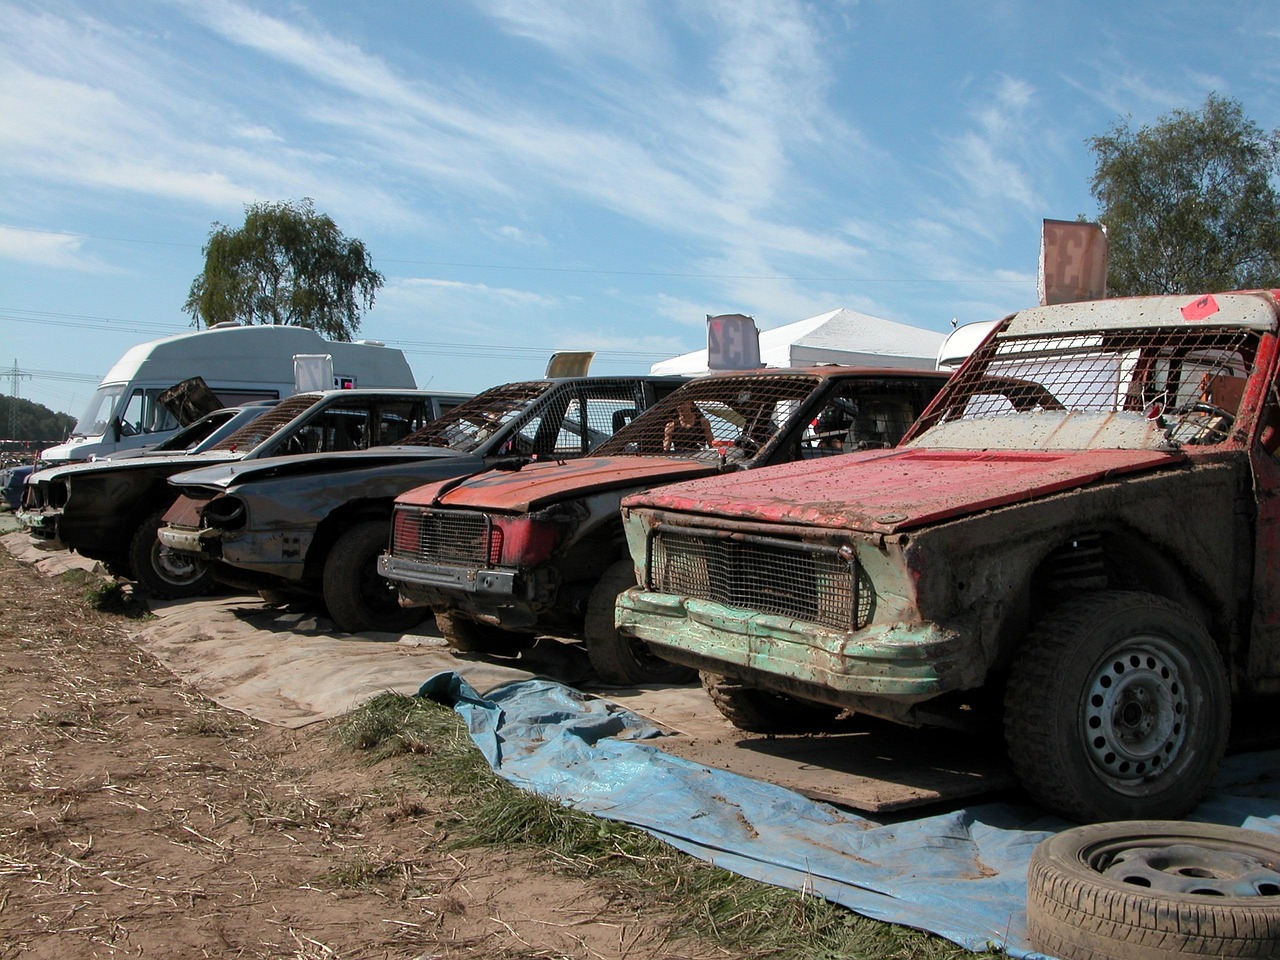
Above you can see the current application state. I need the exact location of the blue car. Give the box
[1,464,34,511]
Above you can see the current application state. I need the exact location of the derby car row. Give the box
[18,291,1280,826]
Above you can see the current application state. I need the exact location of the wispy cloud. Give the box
[0,225,111,271]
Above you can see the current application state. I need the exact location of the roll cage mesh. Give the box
[914,326,1260,446]
[206,393,324,452]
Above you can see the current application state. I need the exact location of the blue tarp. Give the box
[420,672,1280,958]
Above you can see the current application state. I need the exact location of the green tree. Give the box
[184,198,383,341]
[0,395,75,443]
[1088,94,1280,296]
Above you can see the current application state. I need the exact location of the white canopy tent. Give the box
[651,307,947,376]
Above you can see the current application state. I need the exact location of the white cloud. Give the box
[475,0,674,74]
[382,276,562,310]
[0,226,111,271]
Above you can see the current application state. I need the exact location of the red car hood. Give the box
[395,456,717,513]
[624,447,1186,534]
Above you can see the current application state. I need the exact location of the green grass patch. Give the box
[338,692,987,960]
[61,570,153,619]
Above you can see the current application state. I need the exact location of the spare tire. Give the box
[1027,820,1280,959]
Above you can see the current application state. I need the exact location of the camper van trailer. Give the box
[40,324,417,465]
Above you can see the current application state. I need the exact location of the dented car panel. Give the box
[17,389,448,574]
[167,450,484,581]
[624,447,1186,535]
[155,377,686,627]
[615,290,1280,822]
[392,455,713,513]
[380,369,950,679]
[618,457,1245,708]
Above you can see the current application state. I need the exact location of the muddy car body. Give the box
[616,291,1280,823]
[157,377,686,633]
[18,390,462,597]
[380,369,948,683]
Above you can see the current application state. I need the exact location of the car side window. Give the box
[799,385,920,459]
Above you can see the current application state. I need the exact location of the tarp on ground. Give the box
[651,307,948,376]
[422,671,1280,959]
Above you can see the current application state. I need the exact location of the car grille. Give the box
[392,509,492,566]
[646,526,872,631]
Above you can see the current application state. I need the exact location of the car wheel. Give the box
[584,560,696,685]
[322,521,426,634]
[128,509,215,599]
[1004,590,1230,823]
[700,672,842,733]
[434,610,527,654]
[1027,820,1280,959]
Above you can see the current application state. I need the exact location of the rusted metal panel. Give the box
[625,447,1183,534]
[162,493,210,528]
[416,456,714,513]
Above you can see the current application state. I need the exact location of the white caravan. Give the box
[41,324,418,465]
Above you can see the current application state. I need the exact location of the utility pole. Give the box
[5,359,32,440]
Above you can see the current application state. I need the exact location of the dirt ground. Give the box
[0,545,717,960]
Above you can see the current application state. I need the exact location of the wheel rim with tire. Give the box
[128,508,215,599]
[1004,590,1230,823]
[584,560,696,685]
[322,520,426,634]
[1081,634,1190,787]
[1027,820,1280,960]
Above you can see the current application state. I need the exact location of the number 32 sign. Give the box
[706,313,763,371]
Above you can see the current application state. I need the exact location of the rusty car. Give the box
[18,390,465,598]
[379,368,948,683]
[615,291,1280,823]
[156,377,686,633]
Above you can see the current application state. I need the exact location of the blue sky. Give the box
[2,0,1277,416]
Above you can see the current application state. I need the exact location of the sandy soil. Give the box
[0,546,714,960]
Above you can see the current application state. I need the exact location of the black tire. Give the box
[128,509,215,599]
[584,560,696,685]
[1027,820,1280,960]
[1004,591,1230,824]
[322,521,426,634]
[700,671,842,733]
[435,610,526,654]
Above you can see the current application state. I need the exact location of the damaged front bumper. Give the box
[16,508,62,543]
[378,554,552,630]
[615,587,970,705]
[158,523,314,582]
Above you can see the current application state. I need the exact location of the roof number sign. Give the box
[1039,219,1108,306]
[706,313,763,370]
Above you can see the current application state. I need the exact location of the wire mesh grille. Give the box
[925,326,1259,447]
[401,378,670,459]
[400,382,551,450]
[591,372,943,463]
[591,373,822,460]
[648,527,871,630]
[207,393,324,452]
[391,509,491,564]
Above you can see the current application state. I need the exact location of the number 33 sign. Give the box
[706,313,763,371]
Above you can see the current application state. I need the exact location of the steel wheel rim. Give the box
[151,541,204,585]
[1085,836,1280,898]
[1081,634,1189,788]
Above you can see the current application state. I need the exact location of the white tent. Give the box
[651,307,947,376]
